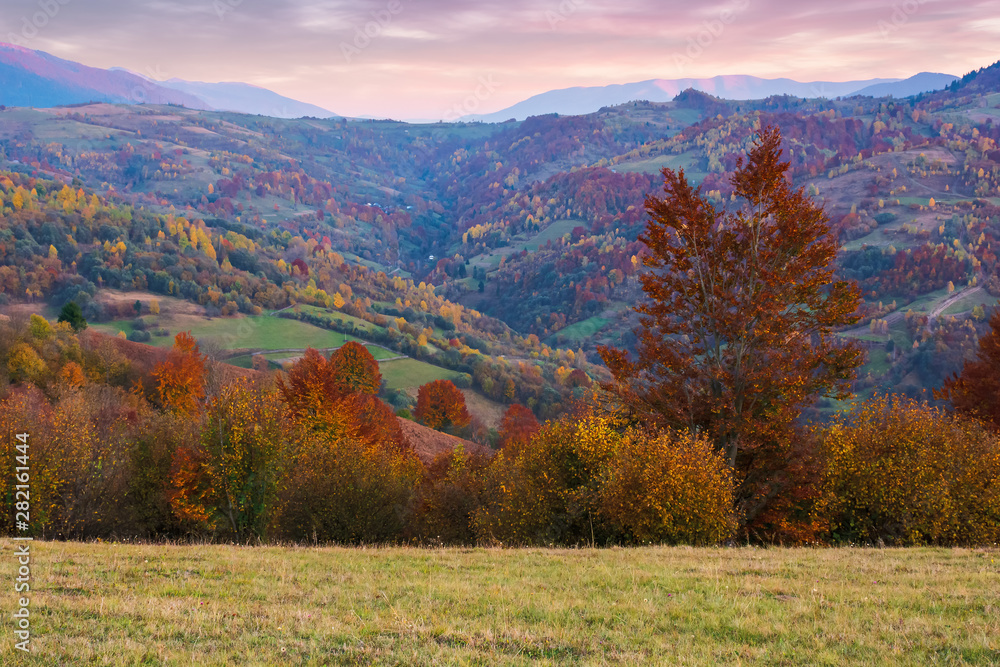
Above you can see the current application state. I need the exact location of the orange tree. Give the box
[415,379,471,434]
[277,347,354,436]
[277,347,406,448]
[328,341,382,395]
[599,126,863,520]
[152,332,207,417]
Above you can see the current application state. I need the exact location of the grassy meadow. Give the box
[90,314,348,351]
[380,357,465,390]
[88,306,465,389]
[1,540,997,665]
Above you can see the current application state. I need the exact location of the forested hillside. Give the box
[3,61,1000,403]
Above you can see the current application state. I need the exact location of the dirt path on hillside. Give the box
[926,285,982,327]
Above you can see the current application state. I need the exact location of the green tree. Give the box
[57,302,87,331]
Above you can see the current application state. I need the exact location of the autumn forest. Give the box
[3,62,1000,547]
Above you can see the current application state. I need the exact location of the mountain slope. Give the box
[850,72,957,98]
[0,42,208,109]
[155,79,337,119]
[0,43,336,118]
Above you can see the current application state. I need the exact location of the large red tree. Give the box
[599,126,863,474]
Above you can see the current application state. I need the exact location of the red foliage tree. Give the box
[415,380,471,433]
[152,332,207,417]
[277,347,338,423]
[938,309,1000,428]
[498,404,540,451]
[565,369,592,389]
[598,127,864,522]
[291,257,309,277]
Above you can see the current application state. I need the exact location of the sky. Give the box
[1,0,998,119]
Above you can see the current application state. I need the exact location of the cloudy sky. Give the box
[2,0,997,119]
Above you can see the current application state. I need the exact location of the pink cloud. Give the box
[2,0,993,119]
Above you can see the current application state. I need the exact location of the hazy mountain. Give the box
[0,42,208,109]
[154,79,337,119]
[0,43,336,119]
[460,74,955,122]
[850,72,958,98]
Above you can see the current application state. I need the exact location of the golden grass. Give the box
[0,540,997,665]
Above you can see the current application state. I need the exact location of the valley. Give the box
[2,62,1000,421]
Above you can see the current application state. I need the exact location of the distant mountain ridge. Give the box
[461,72,959,122]
[0,42,338,118]
[850,73,960,98]
[0,42,957,122]
[156,79,337,119]
[0,42,208,109]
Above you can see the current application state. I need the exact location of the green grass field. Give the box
[226,343,399,369]
[943,290,997,315]
[523,219,585,251]
[91,315,347,351]
[839,227,922,252]
[548,316,611,344]
[1,540,996,665]
[899,287,950,314]
[379,358,464,390]
[613,150,705,181]
[295,306,387,335]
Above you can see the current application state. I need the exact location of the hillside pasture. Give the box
[380,357,464,390]
[91,313,347,352]
[1,540,996,665]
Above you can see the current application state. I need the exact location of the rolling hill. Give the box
[1,59,999,408]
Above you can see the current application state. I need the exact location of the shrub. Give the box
[475,410,736,545]
[0,384,148,539]
[275,430,423,544]
[601,429,736,545]
[182,378,290,540]
[407,444,491,544]
[817,394,1000,545]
